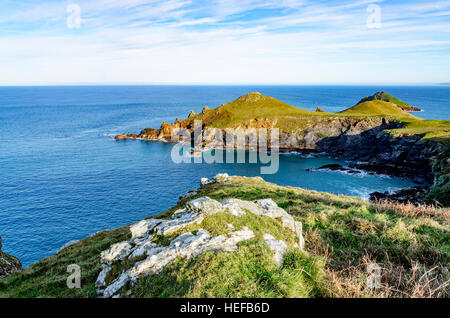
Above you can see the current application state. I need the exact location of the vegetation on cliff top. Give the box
[1,177,448,298]
[357,91,421,111]
[339,100,419,119]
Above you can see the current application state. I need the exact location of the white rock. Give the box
[221,199,246,217]
[255,199,278,210]
[101,242,132,264]
[227,224,235,231]
[130,219,162,239]
[205,227,255,252]
[155,214,204,235]
[263,234,287,267]
[222,198,262,215]
[129,239,159,259]
[101,272,131,298]
[178,190,197,202]
[200,178,213,186]
[295,221,305,250]
[95,264,112,289]
[186,197,224,216]
[213,173,230,183]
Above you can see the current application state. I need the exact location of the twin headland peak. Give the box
[1,95,448,298]
[114,92,449,207]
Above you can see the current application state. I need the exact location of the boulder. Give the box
[263,234,287,267]
[101,242,132,264]
[185,197,224,216]
[0,236,22,279]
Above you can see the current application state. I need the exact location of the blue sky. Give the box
[1,0,450,85]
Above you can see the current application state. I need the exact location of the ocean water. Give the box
[1,85,449,266]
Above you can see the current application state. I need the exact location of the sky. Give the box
[0,0,450,85]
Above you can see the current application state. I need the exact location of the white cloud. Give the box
[0,0,449,85]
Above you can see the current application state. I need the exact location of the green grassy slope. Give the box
[188,92,333,129]
[1,177,448,298]
[339,100,419,119]
[358,92,412,108]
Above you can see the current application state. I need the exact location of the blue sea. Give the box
[1,85,449,266]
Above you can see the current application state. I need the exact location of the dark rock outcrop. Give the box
[369,187,429,205]
[0,236,22,279]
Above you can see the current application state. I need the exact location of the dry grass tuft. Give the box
[371,199,450,222]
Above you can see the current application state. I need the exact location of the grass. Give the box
[387,119,450,142]
[359,91,412,108]
[1,177,448,298]
[339,100,419,119]
[187,92,335,130]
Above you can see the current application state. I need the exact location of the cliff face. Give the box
[114,92,448,206]
[0,236,22,279]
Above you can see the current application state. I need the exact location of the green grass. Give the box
[359,91,412,108]
[188,92,334,130]
[339,100,419,119]
[387,119,450,142]
[1,177,448,298]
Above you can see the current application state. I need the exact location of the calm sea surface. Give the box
[1,85,449,266]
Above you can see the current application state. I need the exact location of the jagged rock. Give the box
[263,234,287,267]
[222,198,262,215]
[200,178,213,187]
[221,199,247,217]
[101,242,132,264]
[178,190,197,202]
[95,194,305,298]
[98,227,255,298]
[202,106,210,114]
[186,197,224,216]
[214,173,230,183]
[0,236,22,279]
[155,214,204,235]
[130,219,162,239]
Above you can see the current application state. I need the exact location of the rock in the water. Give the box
[0,236,22,279]
[263,234,287,267]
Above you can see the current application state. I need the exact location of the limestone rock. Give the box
[0,236,22,279]
[264,234,287,267]
[95,195,305,298]
[221,199,247,217]
[202,106,210,114]
[186,197,224,216]
[130,219,162,239]
[188,110,196,118]
[101,242,132,264]
[178,190,197,202]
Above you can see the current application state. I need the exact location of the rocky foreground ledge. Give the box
[96,174,305,298]
[1,174,448,298]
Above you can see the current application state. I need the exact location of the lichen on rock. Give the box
[0,236,22,279]
[95,175,306,298]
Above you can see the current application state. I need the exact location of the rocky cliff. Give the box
[0,237,21,279]
[114,93,449,206]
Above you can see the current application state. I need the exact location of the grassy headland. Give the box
[1,177,448,298]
